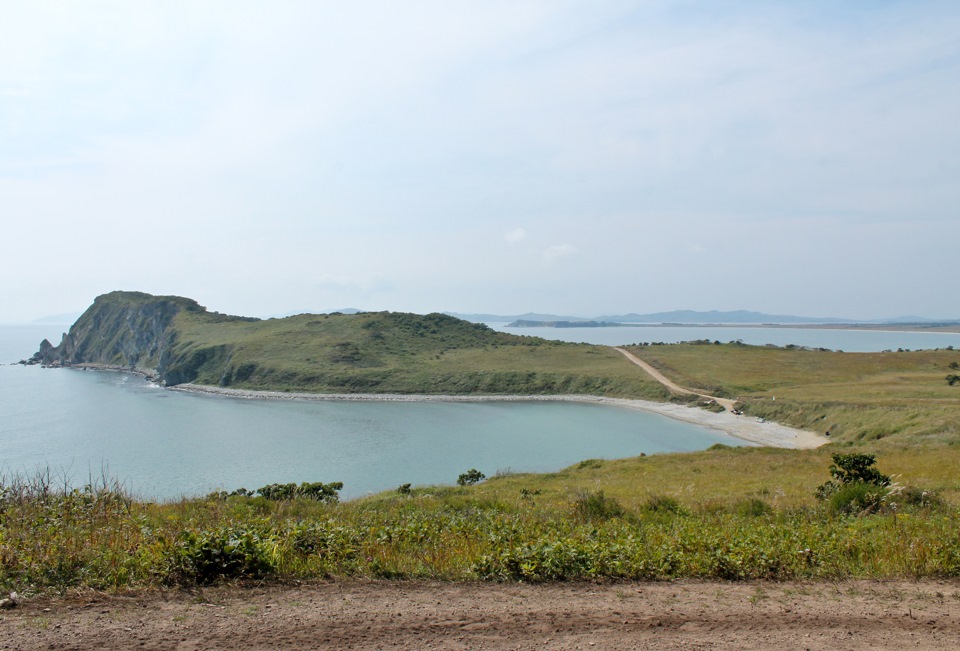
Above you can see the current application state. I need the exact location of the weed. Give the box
[571,490,627,522]
[642,495,686,516]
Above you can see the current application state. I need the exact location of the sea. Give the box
[2,323,958,501]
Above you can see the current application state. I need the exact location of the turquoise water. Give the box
[0,326,741,500]
[4,321,956,501]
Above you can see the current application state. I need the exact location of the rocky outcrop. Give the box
[30,291,243,385]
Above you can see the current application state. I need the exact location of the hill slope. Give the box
[31,291,666,398]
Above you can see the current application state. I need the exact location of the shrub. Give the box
[816,453,892,515]
[827,482,888,516]
[255,481,343,502]
[396,483,412,495]
[571,490,626,522]
[890,485,944,511]
[457,469,485,486]
[164,528,273,585]
[816,453,890,501]
[642,494,686,516]
[734,498,771,517]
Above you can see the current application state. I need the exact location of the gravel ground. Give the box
[3,579,959,650]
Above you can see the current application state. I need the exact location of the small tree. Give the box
[457,469,485,486]
[947,374,960,386]
[826,453,890,487]
[815,453,891,514]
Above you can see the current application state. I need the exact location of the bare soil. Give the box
[3,580,959,650]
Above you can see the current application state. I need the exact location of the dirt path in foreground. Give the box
[614,347,738,412]
[3,580,958,650]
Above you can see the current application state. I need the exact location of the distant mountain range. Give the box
[33,308,957,327]
[447,310,959,326]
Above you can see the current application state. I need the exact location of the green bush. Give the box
[571,490,626,522]
[164,528,273,585]
[457,469,485,486]
[827,482,888,516]
[642,494,687,516]
[734,498,771,517]
[816,453,890,503]
[255,481,343,502]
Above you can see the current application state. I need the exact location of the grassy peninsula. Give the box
[32,291,666,399]
[7,291,960,592]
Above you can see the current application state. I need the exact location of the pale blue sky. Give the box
[2,1,958,322]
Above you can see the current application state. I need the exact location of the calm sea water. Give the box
[490,323,960,351]
[4,322,956,501]
[0,325,741,501]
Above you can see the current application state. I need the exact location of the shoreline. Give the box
[172,383,828,450]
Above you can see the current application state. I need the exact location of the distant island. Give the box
[506,320,631,328]
[451,309,960,327]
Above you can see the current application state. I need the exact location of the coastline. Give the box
[172,383,828,450]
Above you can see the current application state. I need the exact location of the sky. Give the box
[2,1,959,323]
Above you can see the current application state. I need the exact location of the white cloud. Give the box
[1,2,959,321]
[542,244,577,265]
[504,228,526,245]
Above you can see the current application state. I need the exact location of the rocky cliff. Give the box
[29,291,253,384]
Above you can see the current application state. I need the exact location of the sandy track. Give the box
[4,580,959,650]
[613,347,737,411]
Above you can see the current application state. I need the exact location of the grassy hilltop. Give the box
[172,309,665,397]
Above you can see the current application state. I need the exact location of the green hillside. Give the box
[36,291,667,399]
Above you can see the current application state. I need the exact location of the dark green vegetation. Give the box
[457,469,486,486]
[209,481,344,503]
[33,292,666,398]
[2,447,959,591]
[623,341,960,446]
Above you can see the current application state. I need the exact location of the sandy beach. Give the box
[172,383,827,450]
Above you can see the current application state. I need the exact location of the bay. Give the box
[0,326,740,501]
[4,320,956,502]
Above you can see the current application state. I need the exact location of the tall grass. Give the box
[2,451,959,593]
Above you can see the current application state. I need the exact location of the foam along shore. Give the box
[172,384,827,450]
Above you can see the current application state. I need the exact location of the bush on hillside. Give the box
[457,469,486,486]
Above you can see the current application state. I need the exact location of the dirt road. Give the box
[614,347,738,411]
[3,580,958,650]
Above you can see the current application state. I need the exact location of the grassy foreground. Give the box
[3,445,959,593]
